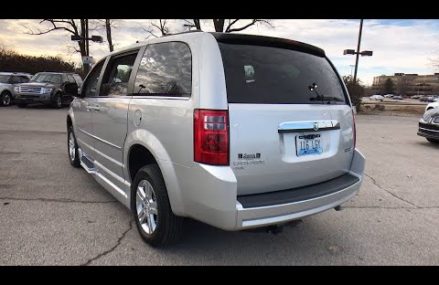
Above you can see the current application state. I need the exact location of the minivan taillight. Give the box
[352,109,356,149]
[194,109,229,165]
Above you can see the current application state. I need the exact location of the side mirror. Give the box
[64,82,79,96]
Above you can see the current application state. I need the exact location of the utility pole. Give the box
[71,20,103,75]
[353,19,363,84]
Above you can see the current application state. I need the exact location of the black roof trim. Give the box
[210,32,325,57]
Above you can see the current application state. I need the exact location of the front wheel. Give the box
[132,164,183,247]
[1,92,12,106]
[67,126,80,167]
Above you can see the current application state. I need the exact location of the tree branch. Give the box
[226,19,272,33]
[225,19,240,32]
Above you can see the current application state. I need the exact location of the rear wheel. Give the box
[132,164,183,247]
[427,138,439,144]
[1,91,12,106]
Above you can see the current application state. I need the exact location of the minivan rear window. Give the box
[218,43,347,105]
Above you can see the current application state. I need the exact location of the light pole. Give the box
[344,19,373,84]
[350,65,355,77]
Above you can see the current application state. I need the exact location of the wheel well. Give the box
[427,107,433,110]
[67,116,72,129]
[128,145,158,181]
[1,90,11,96]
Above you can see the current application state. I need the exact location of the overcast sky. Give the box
[1,19,438,86]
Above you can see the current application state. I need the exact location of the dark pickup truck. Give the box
[14,72,82,108]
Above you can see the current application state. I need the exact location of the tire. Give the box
[427,138,439,144]
[17,103,27,108]
[131,164,183,247]
[52,93,63,109]
[67,126,80,167]
[1,91,12,106]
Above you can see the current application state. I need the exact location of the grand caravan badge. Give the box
[238,153,261,160]
[233,153,264,170]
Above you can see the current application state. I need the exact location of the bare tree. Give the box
[144,19,170,38]
[105,19,114,52]
[24,19,99,73]
[93,19,117,52]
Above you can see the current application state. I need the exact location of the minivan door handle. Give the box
[278,120,340,133]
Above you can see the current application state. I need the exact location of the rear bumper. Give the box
[180,148,365,230]
[236,174,361,229]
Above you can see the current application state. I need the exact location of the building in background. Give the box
[372,73,439,96]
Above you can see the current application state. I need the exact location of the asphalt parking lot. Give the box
[0,105,438,265]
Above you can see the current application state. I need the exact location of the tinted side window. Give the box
[10,76,21,84]
[218,43,347,104]
[82,61,104,98]
[19,76,30,83]
[134,42,191,97]
[100,52,138,96]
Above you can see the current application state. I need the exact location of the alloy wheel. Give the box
[68,132,75,161]
[136,179,158,234]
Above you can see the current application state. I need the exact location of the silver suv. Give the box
[0,72,32,106]
[67,32,365,246]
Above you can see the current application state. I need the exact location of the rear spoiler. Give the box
[210,32,325,57]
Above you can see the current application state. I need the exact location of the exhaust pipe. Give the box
[334,205,343,211]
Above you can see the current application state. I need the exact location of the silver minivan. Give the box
[67,31,365,246]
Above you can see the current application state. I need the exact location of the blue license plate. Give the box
[296,134,323,156]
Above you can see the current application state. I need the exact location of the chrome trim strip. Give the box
[94,160,130,187]
[78,148,127,199]
[77,136,124,168]
[95,170,128,199]
[278,120,340,133]
[92,146,124,168]
[78,128,122,149]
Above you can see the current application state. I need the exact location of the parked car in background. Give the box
[66,31,365,246]
[14,72,83,108]
[418,108,439,144]
[421,95,438,102]
[384,94,394,98]
[370,95,384,101]
[392,95,403,100]
[411,95,422,99]
[0,72,32,106]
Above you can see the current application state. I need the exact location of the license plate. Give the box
[296,134,323,156]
